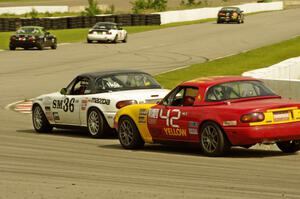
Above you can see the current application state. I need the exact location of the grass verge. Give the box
[155,36,300,89]
[0,18,214,50]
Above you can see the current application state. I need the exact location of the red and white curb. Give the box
[5,100,33,114]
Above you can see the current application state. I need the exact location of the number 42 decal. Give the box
[159,109,181,128]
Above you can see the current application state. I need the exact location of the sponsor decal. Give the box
[52,98,75,112]
[139,109,148,123]
[45,106,51,112]
[148,108,159,119]
[182,112,188,116]
[139,109,148,116]
[223,120,237,126]
[188,121,199,128]
[53,112,60,121]
[188,128,198,135]
[91,98,110,105]
[164,128,187,137]
[81,98,88,111]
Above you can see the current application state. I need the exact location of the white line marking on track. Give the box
[58,43,70,46]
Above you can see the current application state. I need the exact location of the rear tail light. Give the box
[241,112,265,123]
[28,36,35,41]
[116,100,137,109]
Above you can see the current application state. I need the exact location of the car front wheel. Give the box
[200,122,230,156]
[118,116,144,149]
[32,105,53,133]
[276,140,300,153]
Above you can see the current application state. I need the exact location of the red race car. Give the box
[114,76,300,156]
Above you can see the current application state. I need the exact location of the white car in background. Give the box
[87,22,128,43]
[32,70,169,137]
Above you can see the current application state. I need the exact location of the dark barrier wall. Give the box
[0,14,161,31]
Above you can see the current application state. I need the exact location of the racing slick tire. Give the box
[87,39,92,43]
[276,140,300,153]
[200,122,230,157]
[9,44,16,50]
[113,35,118,43]
[32,104,53,133]
[237,16,242,24]
[122,34,128,43]
[37,42,44,50]
[87,108,109,138]
[51,42,57,49]
[118,116,145,149]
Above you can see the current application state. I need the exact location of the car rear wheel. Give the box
[276,140,300,153]
[32,105,53,133]
[37,42,44,50]
[118,116,144,149]
[9,45,16,50]
[200,122,230,156]
[51,42,57,49]
[87,108,109,138]
[122,34,128,43]
[113,35,118,43]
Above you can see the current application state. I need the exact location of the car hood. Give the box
[101,89,170,104]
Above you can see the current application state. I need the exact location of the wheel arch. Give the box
[198,119,232,145]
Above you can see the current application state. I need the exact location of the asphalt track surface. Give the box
[1,9,300,199]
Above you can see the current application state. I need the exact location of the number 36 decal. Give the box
[53,98,75,112]
[159,109,181,128]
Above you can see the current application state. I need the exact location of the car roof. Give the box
[78,70,150,79]
[181,76,258,88]
[19,26,44,29]
[95,22,117,25]
[221,7,239,10]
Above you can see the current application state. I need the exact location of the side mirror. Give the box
[60,88,67,95]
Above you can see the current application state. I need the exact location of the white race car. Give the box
[32,70,169,137]
[87,22,128,43]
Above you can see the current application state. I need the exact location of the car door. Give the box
[52,76,91,125]
[148,86,200,142]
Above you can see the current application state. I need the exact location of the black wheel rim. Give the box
[119,120,134,146]
[202,125,219,153]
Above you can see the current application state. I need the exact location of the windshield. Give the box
[16,27,42,34]
[221,7,238,12]
[93,23,117,30]
[206,80,276,102]
[95,73,161,92]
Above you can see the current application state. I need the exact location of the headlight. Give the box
[116,100,137,109]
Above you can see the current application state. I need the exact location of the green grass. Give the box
[0,18,214,50]
[155,36,300,88]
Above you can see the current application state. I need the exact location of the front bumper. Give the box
[224,122,300,145]
[10,40,39,48]
[218,16,238,22]
[87,33,115,41]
